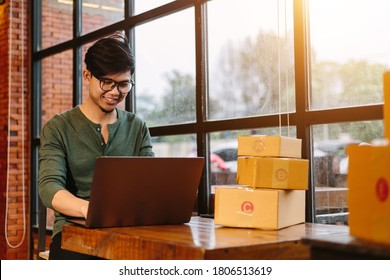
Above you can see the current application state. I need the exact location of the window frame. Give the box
[31,0,383,230]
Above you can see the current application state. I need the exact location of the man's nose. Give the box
[107,85,121,95]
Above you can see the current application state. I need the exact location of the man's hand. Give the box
[80,202,89,219]
[52,190,89,218]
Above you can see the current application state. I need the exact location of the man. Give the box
[38,33,154,259]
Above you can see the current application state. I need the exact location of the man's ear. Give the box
[83,70,91,81]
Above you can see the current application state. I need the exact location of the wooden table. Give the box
[303,234,390,259]
[62,216,348,260]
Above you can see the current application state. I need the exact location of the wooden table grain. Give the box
[303,234,390,259]
[62,216,349,260]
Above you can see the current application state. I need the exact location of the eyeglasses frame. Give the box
[92,73,135,95]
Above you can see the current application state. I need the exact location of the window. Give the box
[152,134,196,158]
[41,50,73,126]
[32,0,386,230]
[208,0,295,119]
[312,121,384,224]
[42,0,73,49]
[135,8,196,126]
[308,0,388,223]
[82,0,125,35]
[309,0,388,109]
[134,0,175,15]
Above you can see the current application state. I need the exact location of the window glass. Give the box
[309,0,390,109]
[151,134,196,157]
[42,0,73,49]
[41,50,73,127]
[209,127,297,187]
[207,0,295,120]
[134,0,174,15]
[135,8,196,126]
[82,0,124,35]
[312,121,384,224]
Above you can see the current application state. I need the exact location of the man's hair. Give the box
[84,33,135,77]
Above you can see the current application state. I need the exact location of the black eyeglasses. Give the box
[93,74,135,94]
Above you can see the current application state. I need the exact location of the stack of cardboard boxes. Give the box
[214,135,309,230]
[347,72,390,245]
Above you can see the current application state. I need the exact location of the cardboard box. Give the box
[236,157,309,190]
[214,187,305,230]
[347,144,390,245]
[237,135,302,158]
[384,72,390,139]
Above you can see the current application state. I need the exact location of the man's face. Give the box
[85,70,132,113]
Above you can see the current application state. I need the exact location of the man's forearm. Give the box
[52,189,89,218]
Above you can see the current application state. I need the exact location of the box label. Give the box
[273,159,289,188]
[241,200,255,213]
[376,177,389,202]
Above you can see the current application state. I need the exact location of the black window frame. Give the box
[31,0,383,237]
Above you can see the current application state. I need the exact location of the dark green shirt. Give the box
[38,106,154,238]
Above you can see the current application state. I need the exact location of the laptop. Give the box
[69,156,205,228]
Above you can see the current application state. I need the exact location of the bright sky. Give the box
[133,0,390,100]
[309,0,390,65]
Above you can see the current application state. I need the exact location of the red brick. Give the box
[0,0,29,260]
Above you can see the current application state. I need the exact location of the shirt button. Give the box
[101,142,104,146]
[97,127,100,131]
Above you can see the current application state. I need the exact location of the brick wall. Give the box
[40,0,125,126]
[0,0,128,260]
[0,0,10,260]
[0,0,30,260]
